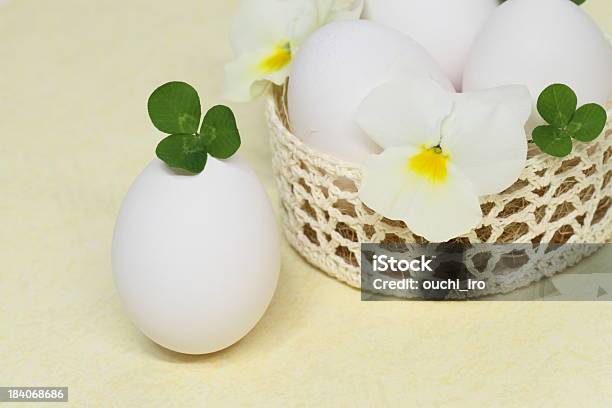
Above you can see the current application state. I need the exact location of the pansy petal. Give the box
[359,146,421,221]
[440,90,529,196]
[231,0,318,54]
[223,52,262,102]
[459,85,533,124]
[314,0,335,24]
[360,148,482,242]
[401,164,483,242]
[318,0,364,23]
[222,51,280,102]
[357,77,454,149]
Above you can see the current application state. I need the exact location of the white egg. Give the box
[463,0,612,122]
[288,20,454,164]
[363,0,498,90]
[112,157,280,354]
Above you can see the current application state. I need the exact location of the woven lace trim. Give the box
[267,82,612,295]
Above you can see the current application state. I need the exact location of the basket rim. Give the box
[267,84,612,180]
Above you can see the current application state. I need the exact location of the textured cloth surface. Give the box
[1,0,612,406]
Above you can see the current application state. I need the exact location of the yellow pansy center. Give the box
[407,146,450,184]
[258,42,292,74]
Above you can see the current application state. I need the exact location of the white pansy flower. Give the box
[357,77,532,242]
[223,0,363,102]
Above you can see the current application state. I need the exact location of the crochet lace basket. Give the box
[266,84,612,296]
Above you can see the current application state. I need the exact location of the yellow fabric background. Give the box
[1,1,611,406]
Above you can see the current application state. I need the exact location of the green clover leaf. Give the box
[201,105,241,159]
[532,126,573,157]
[148,82,201,134]
[568,103,607,142]
[147,82,241,174]
[533,83,607,158]
[156,134,208,174]
[537,84,577,128]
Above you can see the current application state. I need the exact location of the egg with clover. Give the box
[112,82,280,354]
[463,0,612,127]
